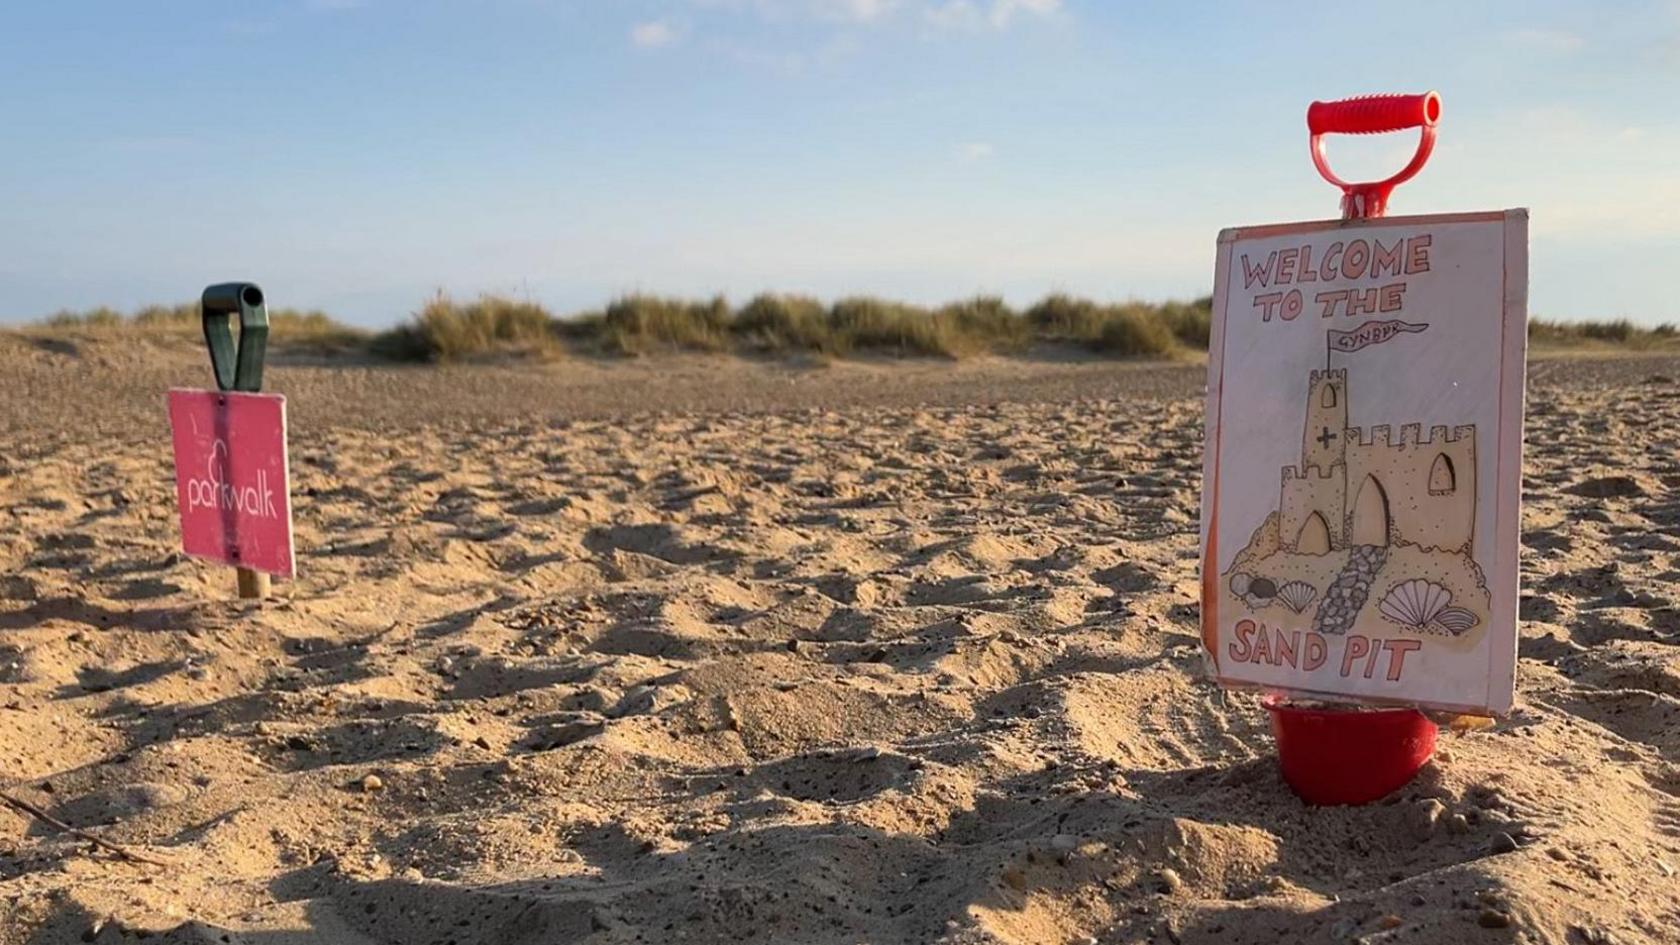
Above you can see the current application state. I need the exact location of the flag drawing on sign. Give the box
[1328,319,1428,354]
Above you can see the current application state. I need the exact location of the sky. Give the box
[1,0,1676,327]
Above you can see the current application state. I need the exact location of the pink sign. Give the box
[167,389,295,578]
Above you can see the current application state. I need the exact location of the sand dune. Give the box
[2,337,1677,943]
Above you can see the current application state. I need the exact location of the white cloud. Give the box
[925,0,1060,30]
[988,0,1060,27]
[631,19,682,48]
[1505,27,1584,52]
[925,1,983,29]
[958,141,994,161]
[696,0,1057,30]
[816,0,898,22]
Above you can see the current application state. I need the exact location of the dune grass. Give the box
[36,301,368,352]
[371,293,561,362]
[1528,317,1678,349]
[376,292,1198,361]
[30,294,1675,363]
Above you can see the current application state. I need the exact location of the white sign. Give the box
[1200,210,1527,715]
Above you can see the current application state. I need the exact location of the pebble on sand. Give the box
[1478,909,1512,929]
[360,774,384,793]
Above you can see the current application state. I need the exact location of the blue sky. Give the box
[2,0,1676,326]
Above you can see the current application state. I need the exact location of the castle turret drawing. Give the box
[1277,369,1476,560]
[1222,366,1489,641]
[1301,368,1348,471]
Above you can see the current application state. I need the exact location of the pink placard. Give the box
[167,389,295,578]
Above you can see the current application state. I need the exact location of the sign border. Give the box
[1201,208,1528,715]
[167,388,296,579]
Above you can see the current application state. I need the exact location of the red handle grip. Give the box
[1307,92,1440,136]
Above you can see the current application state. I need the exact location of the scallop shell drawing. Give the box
[1379,580,1481,634]
[1378,579,1453,629]
[1433,607,1480,635]
[1277,581,1317,613]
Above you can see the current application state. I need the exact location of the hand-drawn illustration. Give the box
[1219,365,1491,645]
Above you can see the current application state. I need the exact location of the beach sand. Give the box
[2,333,1677,944]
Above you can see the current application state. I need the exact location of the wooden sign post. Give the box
[166,283,294,598]
[1200,93,1528,803]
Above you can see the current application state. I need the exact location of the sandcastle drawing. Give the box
[1224,368,1490,639]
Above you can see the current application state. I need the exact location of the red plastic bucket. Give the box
[1263,696,1438,805]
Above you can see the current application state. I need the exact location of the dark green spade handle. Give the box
[201,282,269,392]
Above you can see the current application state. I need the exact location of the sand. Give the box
[1,333,1677,944]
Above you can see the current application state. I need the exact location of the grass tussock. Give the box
[1025,294,1211,355]
[602,295,732,354]
[373,293,561,362]
[37,302,367,351]
[32,293,1673,363]
[1529,317,1678,349]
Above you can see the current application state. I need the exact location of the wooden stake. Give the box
[1,792,168,866]
[237,567,270,600]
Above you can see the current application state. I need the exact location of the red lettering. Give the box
[1242,252,1277,289]
[1298,245,1319,283]
[1342,239,1370,279]
[1405,234,1432,274]
[1363,640,1383,679]
[1302,632,1327,671]
[1274,629,1298,668]
[1378,282,1406,312]
[1281,289,1304,321]
[1383,639,1422,680]
[1275,248,1299,284]
[1316,290,1349,317]
[1228,619,1255,663]
[1320,242,1343,280]
[1253,292,1283,322]
[1346,288,1379,317]
[1340,635,1370,677]
[1252,627,1273,664]
[1372,238,1404,278]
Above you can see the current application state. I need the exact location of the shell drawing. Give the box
[1277,581,1317,613]
[1433,607,1480,635]
[1378,579,1453,629]
[1229,572,1252,597]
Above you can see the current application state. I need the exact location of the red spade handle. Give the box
[1308,91,1441,219]
[1309,93,1440,135]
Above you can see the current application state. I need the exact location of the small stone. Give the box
[1379,915,1403,930]
[1569,922,1619,945]
[472,736,492,751]
[1490,832,1519,854]
[1447,813,1470,834]
[1411,799,1446,840]
[1002,869,1028,891]
[360,774,384,793]
[1154,868,1184,895]
[1477,909,1511,929]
